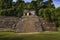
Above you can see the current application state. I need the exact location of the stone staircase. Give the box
[15,16,57,33]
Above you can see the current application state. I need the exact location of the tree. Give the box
[14,0,25,17]
[42,0,55,8]
[54,7,60,27]
[1,0,12,9]
[38,0,55,22]
[0,0,13,16]
[39,8,55,22]
[31,0,43,16]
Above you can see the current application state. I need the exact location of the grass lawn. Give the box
[0,32,60,40]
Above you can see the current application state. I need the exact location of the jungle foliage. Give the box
[0,0,60,27]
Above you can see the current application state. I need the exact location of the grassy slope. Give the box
[0,32,60,40]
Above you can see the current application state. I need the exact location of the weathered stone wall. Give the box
[15,16,43,33]
[15,16,57,33]
[0,16,19,28]
[0,16,57,32]
[39,18,57,31]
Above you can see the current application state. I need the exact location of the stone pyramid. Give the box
[15,9,57,33]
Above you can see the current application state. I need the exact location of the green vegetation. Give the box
[0,28,13,31]
[0,0,60,27]
[0,0,60,40]
[0,0,59,25]
[55,7,60,27]
[0,32,60,40]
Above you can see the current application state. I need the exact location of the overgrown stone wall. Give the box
[15,16,43,32]
[0,16,57,32]
[15,16,57,33]
[0,16,19,28]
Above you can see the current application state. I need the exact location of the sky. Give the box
[13,0,60,8]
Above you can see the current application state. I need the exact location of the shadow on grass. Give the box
[0,37,24,40]
[0,32,60,40]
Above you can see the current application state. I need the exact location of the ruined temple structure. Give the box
[15,9,57,33]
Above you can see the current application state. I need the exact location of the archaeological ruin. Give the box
[14,9,57,33]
